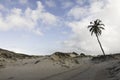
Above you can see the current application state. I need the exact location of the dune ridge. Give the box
[0,48,120,80]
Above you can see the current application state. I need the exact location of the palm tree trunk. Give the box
[96,34,105,56]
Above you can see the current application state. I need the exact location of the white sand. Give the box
[0,57,119,80]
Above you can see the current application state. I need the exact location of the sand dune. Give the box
[0,49,120,80]
[0,57,118,80]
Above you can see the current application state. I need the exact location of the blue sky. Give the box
[0,0,120,55]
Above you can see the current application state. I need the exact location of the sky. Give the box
[0,0,119,55]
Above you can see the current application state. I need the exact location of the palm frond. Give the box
[99,24,105,26]
[99,27,105,30]
[87,19,105,36]
[94,20,97,24]
[90,22,93,24]
[91,30,94,35]
[87,25,93,28]
[89,27,93,32]
[97,19,102,23]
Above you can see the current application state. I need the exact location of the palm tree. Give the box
[88,19,105,56]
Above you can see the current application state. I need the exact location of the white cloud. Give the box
[64,0,120,55]
[41,12,58,25]
[67,6,88,20]
[90,0,106,14]
[45,0,56,7]
[0,1,58,36]
[67,0,106,20]
[25,1,58,25]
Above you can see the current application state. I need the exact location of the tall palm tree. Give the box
[88,19,105,56]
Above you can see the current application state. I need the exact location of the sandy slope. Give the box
[0,57,119,80]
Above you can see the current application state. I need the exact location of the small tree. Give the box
[88,19,105,56]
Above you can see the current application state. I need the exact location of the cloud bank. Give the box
[0,1,58,36]
[63,0,120,55]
